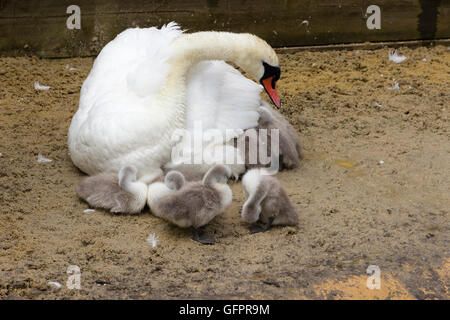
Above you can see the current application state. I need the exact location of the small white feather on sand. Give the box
[37,153,52,163]
[65,64,78,71]
[388,49,407,63]
[48,281,62,288]
[146,233,159,248]
[388,82,400,91]
[34,81,51,90]
[83,209,96,213]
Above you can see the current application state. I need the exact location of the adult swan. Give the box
[68,23,281,183]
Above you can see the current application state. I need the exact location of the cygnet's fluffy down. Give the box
[241,168,298,233]
[236,101,302,171]
[77,166,147,214]
[147,164,232,244]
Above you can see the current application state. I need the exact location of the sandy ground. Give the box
[0,45,449,300]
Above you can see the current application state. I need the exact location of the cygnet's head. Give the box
[164,170,186,191]
[202,164,232,186]
[118,165,138,186]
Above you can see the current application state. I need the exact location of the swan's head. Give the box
[235,34,281,108]
[173,31,281,107]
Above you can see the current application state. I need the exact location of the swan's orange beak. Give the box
[261,77,281,108]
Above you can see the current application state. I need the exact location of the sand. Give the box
[0,45,449,299]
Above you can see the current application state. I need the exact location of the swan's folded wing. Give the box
[185,60,263,141]
[125,23,183,99]
[80,23,183,112]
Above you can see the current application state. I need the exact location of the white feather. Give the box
[388,49,407,63]
[48,281,62,288]
[146,233,159,248]
[388,81,400,90]
[34,81,51,90]
[37,153,52,163]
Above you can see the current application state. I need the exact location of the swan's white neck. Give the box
[171,32,263,72]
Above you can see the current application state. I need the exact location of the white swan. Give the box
[68,22,281,183]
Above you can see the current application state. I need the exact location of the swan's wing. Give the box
[165,61,261,175]
[79,22,183,113]
[125,22,183,98]
[185,60,263,140]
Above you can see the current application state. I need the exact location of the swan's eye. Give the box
[260,62,281,84]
